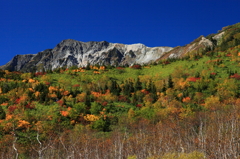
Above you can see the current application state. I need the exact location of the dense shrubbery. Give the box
[1,23,240,158]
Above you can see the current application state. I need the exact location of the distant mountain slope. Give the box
[158,22,240,60]
[1,22,240,72]
[157,36,214,60]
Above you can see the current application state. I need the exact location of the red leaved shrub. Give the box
[230,73,240,80]
[163,61,170,65]
[116,67,124,70]
[187,77,201,82]
[136,104,142,108]
[72,84,80,88]
[131,64,141,69]
[25,103,35,109]
[57,100,64,106]
[34,72,46,77]
[102,101,108,106]
[8,106,17,113]
[118,95,129,102]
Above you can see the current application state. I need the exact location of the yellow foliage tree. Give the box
[35,91,41,98]
[62,90,70,96]
[20,73,32,80]
[104,93,118,102]
[217,79,238,99]
[128,108,135,119]
[49,93,57,98]
[49,86,58,93]
[173,78,189,90]
[40,75,52,83]
[84,114,99,122]
[204,95,221,110]
[28,79,36,83]
[76,93,87,102]
[18,120,30,129]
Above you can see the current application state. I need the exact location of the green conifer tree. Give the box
[168,75,174,88]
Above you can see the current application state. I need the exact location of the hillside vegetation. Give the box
[1,23,240,158]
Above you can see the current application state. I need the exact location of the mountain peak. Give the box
[0,39,173,72]
[2,22,240,72]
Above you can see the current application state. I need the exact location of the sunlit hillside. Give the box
[1,23,240,158]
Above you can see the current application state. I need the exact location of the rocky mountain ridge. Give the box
[0,23,233,72]
[0,40,173,72]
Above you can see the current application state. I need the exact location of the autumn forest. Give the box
[1,23,240,159]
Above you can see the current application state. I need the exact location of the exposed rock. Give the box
[1,24,229,72]
[212,31,225,45]
[157,35,214,60]
[0,54,35,71]
[198,37,213,48]
[0,39,173,72]
[212,31,225,41]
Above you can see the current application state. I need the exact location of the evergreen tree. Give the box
[162,80,166,92]
[123,79,134,96]
[42,67,46,73]
[134,77,142,91]
[0,106,6,119]
[168,75,174,88]
[132,93,137,105]
[123,81,130,96]
[1,83,9,93]
[86,62,91,70]
[84,92,92,107]
[0,71,4,78]
[90,102,102,115]
[111,80,120,95]
[151,82,157,102]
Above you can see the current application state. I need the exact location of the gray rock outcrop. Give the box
[0,39,173,72]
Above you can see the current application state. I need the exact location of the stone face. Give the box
[0,39,173,72]
[0,30,225,72]
[0,54,35,71]
[157,35,214,61]
[212,31,225,45]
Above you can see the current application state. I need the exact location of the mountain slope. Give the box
[1,23,240,159]
[158,36,214,60]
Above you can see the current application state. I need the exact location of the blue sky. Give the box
[1,0,240,66]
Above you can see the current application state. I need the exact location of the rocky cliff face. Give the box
[0,49,54,72]
[0,54,35,71]
[0,26,228,72]
[50,39,173,69]
[0,40,173,72]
